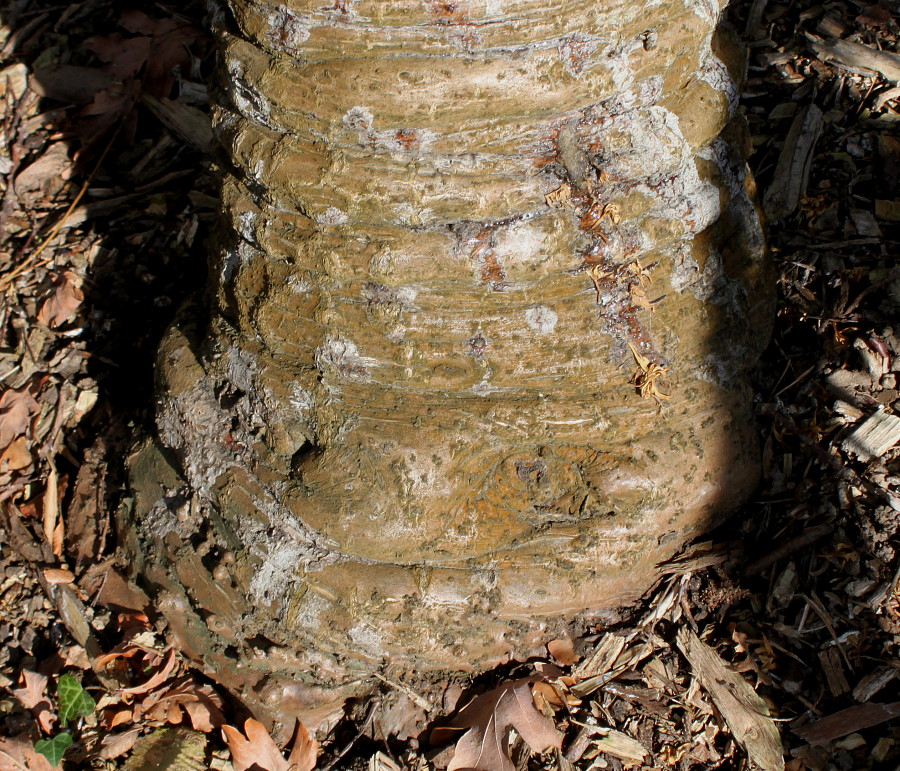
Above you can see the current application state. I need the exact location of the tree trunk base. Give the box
[121,0,773,737]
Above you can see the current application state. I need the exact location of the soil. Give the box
[1,0,899,770]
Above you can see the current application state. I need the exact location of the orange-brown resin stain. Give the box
[424,0,469,24]
[394,129,421,151]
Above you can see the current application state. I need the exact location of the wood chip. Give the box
[591,728,648,765]
[794,702,900,746]
[842,409,900,460]
[763,104,823,221]
[140,93,213,154]
[875,199,900,222]
[676,628,784,771]
[851,667,897,703]
[875,85,900,110]
[368,752,402,771]
[818,647,850,697]
[573,633,626,680]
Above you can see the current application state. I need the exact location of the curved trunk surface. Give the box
[125,0,771,730]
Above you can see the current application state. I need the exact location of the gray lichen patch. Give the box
[525,305,558,335]
[315,335,377,383]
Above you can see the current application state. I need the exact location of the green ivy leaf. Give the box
[34,733,73,767]
[56,674,95,728]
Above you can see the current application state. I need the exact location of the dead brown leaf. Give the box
[42,464,62,557]
[0,736,55,771]
[442,679,563,771]
[95,642,144,669]
[85,11,202,98]
[223,719,284,771]
[0,386,39,450]
[37,271,84,328]
[137,675,226,733]
[286,719,318,771]
[99,727,141,761]
[83,33,151,82]
[12,670,56,734]
[223,717,317,771]
[121,648,177,695]
[107,708,134,729]
[1,436,33,472]
[59,644,91,671]
[547,637,580,666]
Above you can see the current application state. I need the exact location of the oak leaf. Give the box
[444,679,563,771]
[120,648,177,695]
[137,675,226,732]
[1,436,33,472]
[99,727,141,761]
[222,717,317,771]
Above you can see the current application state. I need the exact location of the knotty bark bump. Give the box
[124,0,771,730]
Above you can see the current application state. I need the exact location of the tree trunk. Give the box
[124,0,771,732]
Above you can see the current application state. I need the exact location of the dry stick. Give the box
[0,111,130,291]
[744,523,835,577]
[802,591,854,675]
[319,697,381,771]
[372,672,433,712]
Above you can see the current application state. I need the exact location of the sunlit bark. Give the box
[124,0,771,731]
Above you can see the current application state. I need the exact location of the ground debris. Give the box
[842,409,900,459]
[763,104,823,221]
[794,702,900,747]
[806,33,900,81]
[677,628,785,771]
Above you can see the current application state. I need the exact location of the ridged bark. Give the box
[124,0,771,731]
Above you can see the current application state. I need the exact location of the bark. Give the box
[123,0,772,732]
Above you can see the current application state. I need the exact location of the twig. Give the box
[372,672,433,712]
[745,524,835,576]
[320,697,380,771]
[802,592,854,675]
